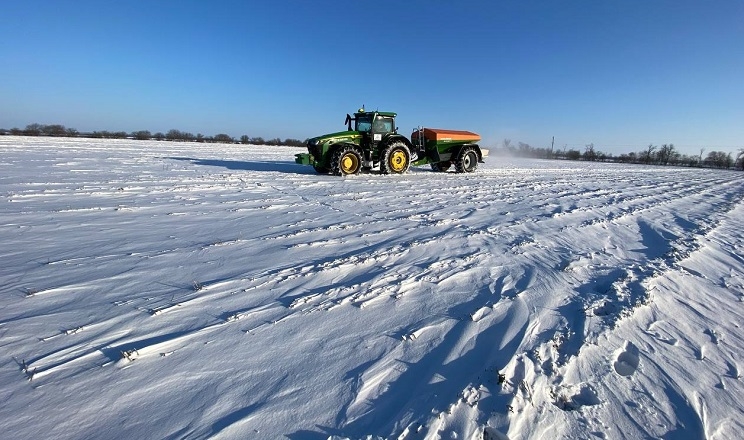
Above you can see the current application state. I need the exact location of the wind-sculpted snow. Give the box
[1,137,743,439]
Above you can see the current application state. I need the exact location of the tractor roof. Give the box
[356,110,397,118]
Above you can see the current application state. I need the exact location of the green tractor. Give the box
[295,108,485,175]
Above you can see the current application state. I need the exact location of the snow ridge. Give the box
[1,137,743,439]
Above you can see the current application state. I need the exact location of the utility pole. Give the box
[550,136,555,158]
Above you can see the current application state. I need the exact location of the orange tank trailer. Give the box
[411,128,481,144]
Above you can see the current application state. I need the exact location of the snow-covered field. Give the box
[1,136,743,440]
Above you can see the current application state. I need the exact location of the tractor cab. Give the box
[347,109,397,147]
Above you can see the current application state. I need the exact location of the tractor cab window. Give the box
[372,117,394,133]
[355,114,373,132]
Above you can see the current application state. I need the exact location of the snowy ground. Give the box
[1,136,743,440]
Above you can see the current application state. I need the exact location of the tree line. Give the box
[0,123,306,147]
[498,139,744,171]
[3,123,742,170]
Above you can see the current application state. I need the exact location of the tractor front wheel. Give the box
[455,147,478,173]
[381,142,411,174]
[331,146,363,176]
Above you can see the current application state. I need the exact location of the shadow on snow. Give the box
[165,157,317,175]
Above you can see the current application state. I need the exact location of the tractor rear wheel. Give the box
[430,161,452,172]
[455,147,478,173]
[331,146,363,176]
[381,142,411,174]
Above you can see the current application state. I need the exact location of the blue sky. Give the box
[1,0,742,155]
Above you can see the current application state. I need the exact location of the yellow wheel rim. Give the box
[340,153,359,174]
[389,150,408,172]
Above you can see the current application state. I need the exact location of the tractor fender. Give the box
[329,142,361,157]
[381,134,414,151]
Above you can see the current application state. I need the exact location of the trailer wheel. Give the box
[331,146,363,176]
[381,142,411,174]
[430,161,451,172]
[455,147,478,173]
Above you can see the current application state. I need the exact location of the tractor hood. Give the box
[307,130,362,145]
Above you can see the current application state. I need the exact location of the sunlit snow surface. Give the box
[2,137,743,439]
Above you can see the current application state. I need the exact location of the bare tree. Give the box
[42,124,67,136]
[213,134,234,143]
[641,144,657,164]
[24,124,43,136]
[166,129,194,141]
[131,130,151,140]
[657,143,677,166]
[705,151,733,169]
[583,143,597,161]
[518,142,532,155]
[284,138,304,147]
[566,149,581,160]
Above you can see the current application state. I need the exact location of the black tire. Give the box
[331,146,363,176]
[313,165,329,174]
[455,147,478,173]
[430,161,452,172]
[380,141,411,174]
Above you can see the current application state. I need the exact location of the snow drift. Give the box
[1,137,743,439]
